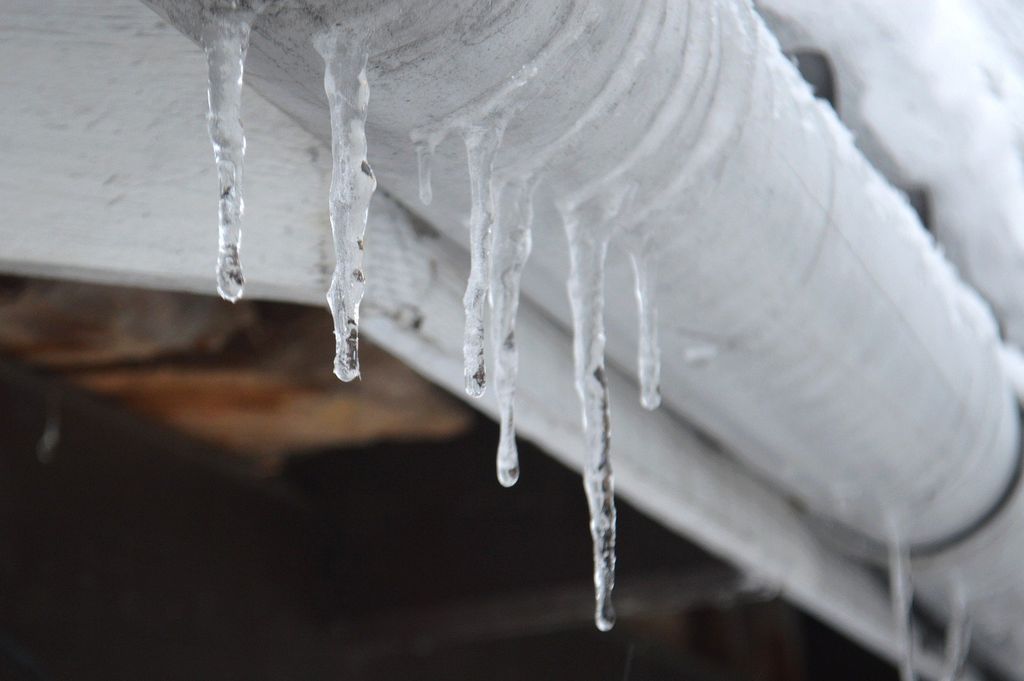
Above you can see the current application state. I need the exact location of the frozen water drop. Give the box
[314,26,376,382]
[490,178,537,487]
[415,140,434,206]
[887,525,915,681]
[563,209,617,632]
[461,123,505,398]
[201,6,259,302]
[629,248,661,410]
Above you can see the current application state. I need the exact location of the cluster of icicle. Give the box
[196,5,976,658]
[201,2,376,380]
[196,0,635,631]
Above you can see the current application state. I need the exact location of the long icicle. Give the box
[490,178,537,487]
[628,245,661,410]
[314,27,376,382]
[462,124,505,398]
[201,4,259,302]
[564,213,617,632]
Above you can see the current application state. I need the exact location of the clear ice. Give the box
[461,124,506,398]
[408,6,594,399]
[314,26,377,382]
[490,178,537,487]
[629,248,661,410]
[415,140,435,206]
[563,210,617,632]
[941,585,971,681]
[201,4,259,302]
[887,528,916,681]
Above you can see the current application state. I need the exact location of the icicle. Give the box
[201,3,260,302]
[415,140,435,206]
[940,583,971,681]
[36,393,60,464]
[629,247,661,410]
[461,123,505,398]
[887,525,916,681]
[563,210,617,632]
[490,178,537,487]
[313,27,376,382]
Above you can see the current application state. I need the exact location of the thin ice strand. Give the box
[415,140,435,206]
[629,247,661,410]
[314,27,377,382]
[941,584,971,681]
[887,526,916,681]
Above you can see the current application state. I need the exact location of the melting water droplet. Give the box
[314,27,377,382]
[629,248,661,410]
[941,584,971,681]
[887,526,916,681]
[415,140,435,206]
[36,394,60,464]
[490,178,537,487]
[563,210,617,632]
[201,5,260,302]
[461,123,506,398]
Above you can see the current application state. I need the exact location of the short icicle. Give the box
[461,124,506,398]
[489,178,537,487]
[887,524,916,681]
[201,3,261,302]
[628,246,661,410]
[313,27,377,382]
[415,140,435,206]
[564,210,617,632]
[940,583,971,681]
